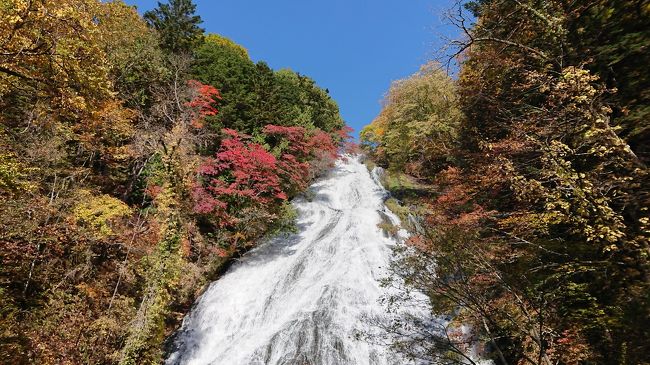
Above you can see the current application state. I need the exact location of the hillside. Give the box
[361,1,649,364]
[0,1,350,363]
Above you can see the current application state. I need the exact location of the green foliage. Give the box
[192,36,344,135]
[273,69,344,132]
[97,1,169,108]
[192,33,258,131]
[366,1,649,364]
[361,62,461,176]
[384,197,410,224]
[267,201,299,235]
[377,220,399,238]
[144,0,204,54]
[379,168,430,202]
[203,33,249,60]
[0,0,344,363]
[120,216,183,365]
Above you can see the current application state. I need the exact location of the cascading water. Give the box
[166,156,413,365]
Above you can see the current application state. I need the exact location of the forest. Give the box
[0,0,350,363]
[362,0,649,364]
[1,0,648,364]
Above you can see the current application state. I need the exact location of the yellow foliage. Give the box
[506,139,629,248]
[361,61,461,173]
[0,151,35,194]
[72,190,132,237]
[204,33,250,59]
[0,0,114,110]
[78,100,135,154]
[95,0,168,92]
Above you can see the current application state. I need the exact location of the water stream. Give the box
[166,156,412,365]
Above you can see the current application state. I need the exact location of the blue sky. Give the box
[125,0,461,138]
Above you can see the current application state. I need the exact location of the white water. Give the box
[166,156,412,365]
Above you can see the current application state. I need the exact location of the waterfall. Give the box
[165,155,413,365]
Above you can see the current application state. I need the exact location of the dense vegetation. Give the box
[0,0,349,363]
[363,1,649,364]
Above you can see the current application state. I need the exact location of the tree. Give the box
[186,79,221,128]
[275,69,345,133]
[194,124,340,228]
[565,0,650,165]
[193,128,288,233]
[364,1,649,363]
[144,0,204,54]
[0,1,348,362]
[0,0,114,116]
[262,124,338,193]
[192,34,258,132]
[361,62,461,176]
[96,0,169,109]
[192,36,344,135]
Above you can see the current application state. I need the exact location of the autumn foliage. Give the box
[194,125,342,228]
[363,1,649,364]
[193,129,286,225]
[0,0,348,363]
[186,80,221,128]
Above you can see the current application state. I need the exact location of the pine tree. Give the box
[144,0,204,54]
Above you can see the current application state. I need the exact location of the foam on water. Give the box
[165,156,412,365]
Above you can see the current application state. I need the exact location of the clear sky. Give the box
[124,0,461,138]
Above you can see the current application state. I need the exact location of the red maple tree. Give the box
[194,129,286,226]
[186,80,222,128]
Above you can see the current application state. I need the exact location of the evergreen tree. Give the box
[192,34,258,132]
[144,0,204,54]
